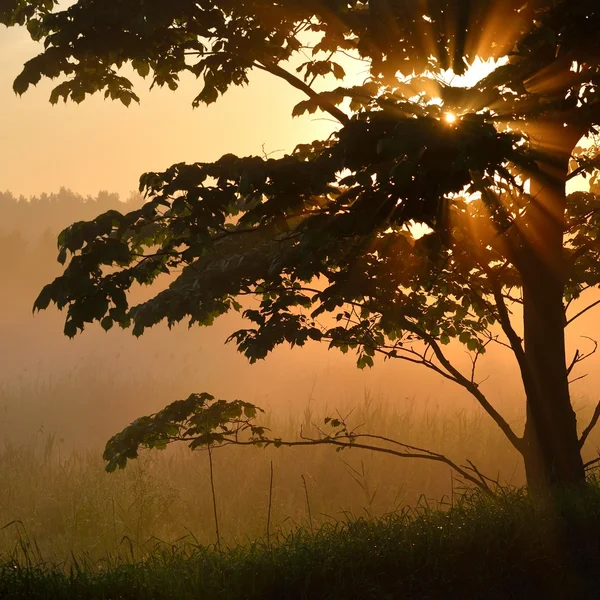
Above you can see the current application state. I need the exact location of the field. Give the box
[2,191,600,598]
[4,474,600,599]
[1,366,599,567]
[0,372,524,561]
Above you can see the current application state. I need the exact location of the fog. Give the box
[2,187,599,440]
[0,189,513,444]
[2,26,600,559]
[1,186,599,557]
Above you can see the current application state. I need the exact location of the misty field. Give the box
[5,0,600,593]
[0,370,526,562]
[3,375,600,600]
[2,194,600,597]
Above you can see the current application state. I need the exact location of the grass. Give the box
[0,370,528,561]
[0,358,599,600]
[3,483,600,599]
[1,368,600,561]
[1,381,600,600]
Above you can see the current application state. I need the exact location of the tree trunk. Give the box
[518,126,586,489]
[521,262,585,488]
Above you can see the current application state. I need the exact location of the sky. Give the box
[0,25,339,200]
[1,25,586,201]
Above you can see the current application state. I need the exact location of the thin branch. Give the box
[566,349,581,376]
[207,445,221,551]
[478,262,542,452]
[291,435,493,493]
[253,61,350,126]
[193,430,493,493]
[301,475,314,533]
[579,400,600,449]
[566,299,600,326]
[584,455,600,471]
[308,50,336,88]
[464,459,500,488]
[468,339,492,385]
[266,460,274,545]
[482,330,514,352]
[566,155,600,181]
[401,322,523,453]
[502,293,523,305]
[481,264,526,362]
[567,336,598,378]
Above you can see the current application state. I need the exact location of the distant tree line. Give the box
[0,188,143,242]
[0,189,142,306]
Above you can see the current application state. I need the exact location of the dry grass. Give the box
[0,365,556,563]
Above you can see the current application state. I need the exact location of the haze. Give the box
[2,17,600,555]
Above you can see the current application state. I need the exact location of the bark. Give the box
[521,259,585,488]
[517,125,586,488]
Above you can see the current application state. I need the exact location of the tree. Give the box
[4,0,600,489]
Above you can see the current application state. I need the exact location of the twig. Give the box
[402,323,523,453]
[301,475,313,534]
[579,400,600,449]
[253,60,349,125]
[584,455,600,471]
[566,299,600,326]
[464,459,499,488]
[266,460,274,546]
[207,445,221,551]
[567,337,598,384]
[566,349,581,376]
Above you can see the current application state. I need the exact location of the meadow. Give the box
[2,190,600,598]
[0,370,527,563]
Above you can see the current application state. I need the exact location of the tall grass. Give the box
[2,364,600,565]
[4,483,600,599]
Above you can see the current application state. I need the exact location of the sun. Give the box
[444,112,457,124]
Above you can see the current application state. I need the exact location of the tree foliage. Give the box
[5,0,600,482]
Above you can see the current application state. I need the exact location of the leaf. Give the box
[33,284,54,312]
[57,246,68,265]
[357,354,374,369]
[332,63,345,80]
[64,319,78,338]
[459,331,470,344]
[132,59,150,78]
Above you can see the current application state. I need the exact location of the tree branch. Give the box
[567,336,598,378]
[566,349,581,376]
[401,322,523,453]
[566,299,600,326]
[206,432,494,493]
[254,61,350,126]
[566,155,600,181]
[579,401,600,450]
[584,455,600,471]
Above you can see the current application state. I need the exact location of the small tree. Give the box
[4,0,600,488]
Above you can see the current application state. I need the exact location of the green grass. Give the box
[3,484,600,599]
[1,363,600,598]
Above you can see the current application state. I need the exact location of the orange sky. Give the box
[0,25,339,199]
[2,24,588,200]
